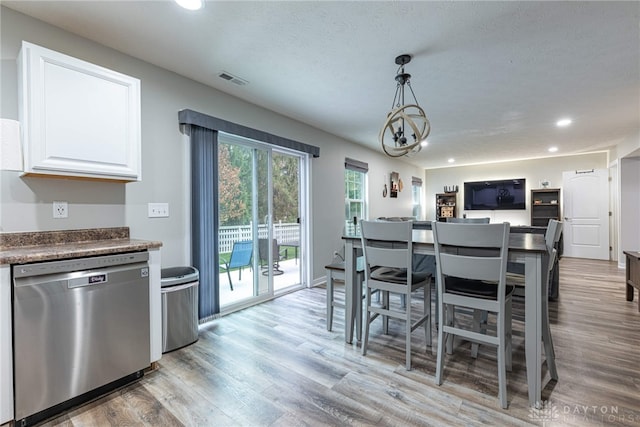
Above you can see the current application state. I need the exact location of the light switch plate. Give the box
[148,202,169,218]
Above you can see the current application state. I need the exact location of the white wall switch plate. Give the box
[148,202,169,218]
[53,201,68,218]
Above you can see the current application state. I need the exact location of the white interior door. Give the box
[562,169,610,260]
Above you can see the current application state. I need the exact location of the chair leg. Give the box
[471,309,483,359]
[227,270,234,291]
[471,309,490,358]
[506,299,513,372]
[326,271,334,331]
[446,305,454,355]
[382,291,390,335]
[362,287,371,356]
[543,300,558,380]
[424,283,432,347]
[435,300,447,385]
[355,273,363,341]
[497,311,508,409]
[405,292,412,370]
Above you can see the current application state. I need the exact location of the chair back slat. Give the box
[432,222,508,248]
[548,248,558,273]
[361,220,411,242]
[545,219,563,252]
[364,245,408,269]
[446,217,490,224]
[432,221,510,294]
[360,220,414,274]
[439,253,504,282]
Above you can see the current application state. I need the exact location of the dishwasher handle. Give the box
[68,272,110,289]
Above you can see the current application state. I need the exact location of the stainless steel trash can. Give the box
[161,266,199,353]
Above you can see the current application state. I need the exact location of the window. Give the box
[345,158,368,233]
[412,176,423,219]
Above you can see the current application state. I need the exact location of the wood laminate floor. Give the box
[37,257,640,426]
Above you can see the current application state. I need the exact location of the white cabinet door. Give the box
[18,41,141,181]
[0,265,13,424]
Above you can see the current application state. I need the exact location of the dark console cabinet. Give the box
[531,188,561,226]
[625,251,640,311]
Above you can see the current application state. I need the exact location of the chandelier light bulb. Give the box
[175,0,203,11]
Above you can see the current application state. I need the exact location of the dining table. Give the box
[343,227,549,408]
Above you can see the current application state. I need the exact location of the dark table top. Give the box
[344,229,546,254]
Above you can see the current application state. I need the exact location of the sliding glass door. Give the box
[271,151,303,292]
[218,133,304,310]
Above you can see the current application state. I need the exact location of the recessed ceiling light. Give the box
[448,158,455,163]
[420,139,428,147]
[548,146,558,153]
[556,118,572,127]
[175,0,203,10]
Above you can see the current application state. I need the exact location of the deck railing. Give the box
[219,222,300,253]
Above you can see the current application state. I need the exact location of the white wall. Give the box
[620,157,640,259]
[304,132,423,272]
[615,130,640,159]
[425,153,608,225]
[0,6,421,281]
[2,6,632,279]
[615,130,640,265]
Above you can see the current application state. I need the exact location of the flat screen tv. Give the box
[464,178,526,210]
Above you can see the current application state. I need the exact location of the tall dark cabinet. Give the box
[530,188,561,226]
[436,193,457,222]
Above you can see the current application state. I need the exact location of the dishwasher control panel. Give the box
[13,251,149,278]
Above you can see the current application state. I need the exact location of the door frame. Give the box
[218,133,309,314]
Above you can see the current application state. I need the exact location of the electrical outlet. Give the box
[148,202,169,218]
[53,201,68,218]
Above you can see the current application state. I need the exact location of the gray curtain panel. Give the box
[188,125,220,321]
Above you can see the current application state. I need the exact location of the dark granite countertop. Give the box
[0,227,162,265]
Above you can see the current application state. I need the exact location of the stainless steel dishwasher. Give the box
[12,251,151,427]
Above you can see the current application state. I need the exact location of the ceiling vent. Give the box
[218,71,248,86]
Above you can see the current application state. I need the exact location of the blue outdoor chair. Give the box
[220,240,253,291]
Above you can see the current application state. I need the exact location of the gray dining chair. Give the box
[325,248,365,336]
[445,217,490,355]
[542,247,559,378]
[360,220,432,371]
[507,219,562,380]
[432,221,513,409]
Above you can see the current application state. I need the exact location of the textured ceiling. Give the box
[3,1,639,169]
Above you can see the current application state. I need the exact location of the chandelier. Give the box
[378,54,430,157]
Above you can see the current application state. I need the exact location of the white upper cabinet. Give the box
[18,41,141,181]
